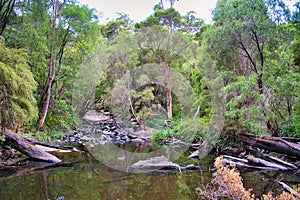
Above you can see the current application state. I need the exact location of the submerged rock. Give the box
[130,156,180,171]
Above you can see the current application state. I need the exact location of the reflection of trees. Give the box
[42,172,49,200]
[0,152,207,199]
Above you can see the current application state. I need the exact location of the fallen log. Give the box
[261,153,298,170]
[221,156,280,171]
[240,133,300,158]
[1,132,61,163]
[245,146,298,169]
[223,155,249,163]
[245,155,288,171]
[24,138,73,151]
[220,155,298,172]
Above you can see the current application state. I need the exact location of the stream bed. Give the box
[1,111,299,199]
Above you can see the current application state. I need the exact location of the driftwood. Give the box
[245,155,288,171]
[221,154,297,172]
[1,132,61,163]
[24,138,73,151]
[245,146,298,170]
[240,133,300,158]
[221,156,278,171]
[261,153,298,169]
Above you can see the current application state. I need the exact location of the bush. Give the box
[197,157,300,200]
[172,118,208,143]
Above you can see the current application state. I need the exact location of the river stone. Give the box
[130,156,180,171]
[134,127,154,139]
[82,111,112,122]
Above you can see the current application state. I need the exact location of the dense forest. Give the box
[0,0,300,198]
[0,0,299,141]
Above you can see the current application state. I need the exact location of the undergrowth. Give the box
[197,157,300,200]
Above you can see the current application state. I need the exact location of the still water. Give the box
[0,144,214,200]
[1,142,298,199]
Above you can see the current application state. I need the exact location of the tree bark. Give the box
[37,0,57,131]
[2,131,61,163]
[240,133,300,158]
[166,87,172,119]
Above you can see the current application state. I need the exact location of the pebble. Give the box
[61,112,137,145]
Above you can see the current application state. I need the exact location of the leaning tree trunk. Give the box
[37,0,57,131]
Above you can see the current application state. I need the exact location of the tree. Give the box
[0,0,15,35]
[180,11,204,34]
[0,37,37,131]
[136,2,182,119]
[100,13,133,39]
[205,0,298,135]
[4,0,101,131]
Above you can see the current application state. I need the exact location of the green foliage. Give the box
[203,0,300,135]
[100,13,133,39]
[21,129,65,143]
[0,37,37,130]
[0,134,5,143]
[151,129,170,140]
[172,118,208,143]
[3,0,102,131]
[44,99,75,132]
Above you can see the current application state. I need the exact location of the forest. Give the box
[0,0,300,199]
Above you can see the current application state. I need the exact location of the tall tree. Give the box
[206,0,298,135]
[4,0,101,131]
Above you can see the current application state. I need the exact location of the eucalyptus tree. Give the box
[5,0,101,131]
[135,1,194,120]
[205,0,299,135]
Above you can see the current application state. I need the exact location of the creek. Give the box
[0,144,215,200]
[0,112,299,199]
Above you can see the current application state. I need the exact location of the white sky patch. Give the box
[77,0,298,24]
[77,0,218,23]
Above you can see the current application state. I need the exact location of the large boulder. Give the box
[130,156,180,172]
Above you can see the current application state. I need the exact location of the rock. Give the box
[134,127,154,139]
[81,136,93,141]
[131,138,145,143]
[82,111,112,122]
[130,156,180,171]
[128,133,138,139]
[118,156,126,161]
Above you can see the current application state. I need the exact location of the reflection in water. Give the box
[0,146,213,200]
[85,142,188,172]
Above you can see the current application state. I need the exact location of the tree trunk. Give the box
[0,0,16,35]
[166,88,172,119]
[37,0,57,131]
[240,133,300,158]
[1,131,61,163]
